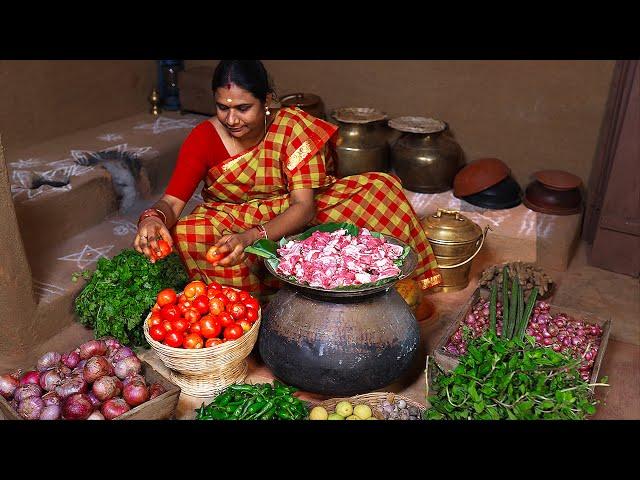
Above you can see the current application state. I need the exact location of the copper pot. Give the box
[389,117,463,193]
[523,170,583,215]
[280,92,326,119]
[453,158,510,197]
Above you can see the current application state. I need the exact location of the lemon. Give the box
[345,414,361,420]
[327,413,345,420]
[309,406,329,420]
[353,404,372,420]
[365,417,378,420]
[335,401,353,418]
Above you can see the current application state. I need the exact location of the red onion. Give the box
[14,384,43,402]
[543,337,553,346]
[83,356,113,384]
[123,380,149,407]
[92,376,122,402]
[78,340,107,360]
[62,393,94,420]
[55,377,88,399]
[110,346,136,364]
[87,411,105,420]
[18,396,45,420]
[19,370,41,386]
[149,383,166,399]
[101,398,131,420]
[100,336,122,352]
[42,391,62,406]
[114,356,142,380]
[39,404,62,420]
[0,373,20,399]
[61,351,81,369]
[572,337,582,346]
[122,373,145,386]
[39,369,64,392]
[36,351,61,372]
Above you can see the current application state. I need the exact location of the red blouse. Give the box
[165,121,229,202]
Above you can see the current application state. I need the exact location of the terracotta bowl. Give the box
[461,176,523,210]
[533,170,582,191]
[453,158,510,197]
[523,180,582,215]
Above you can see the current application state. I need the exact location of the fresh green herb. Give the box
[501,266,509,338]
[73,249,189,346]
[425,331,608,420]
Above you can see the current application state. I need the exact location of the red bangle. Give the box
[138,208,166,225]
[256,224,268,240]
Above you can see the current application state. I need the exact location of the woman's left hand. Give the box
[210,230,256,267]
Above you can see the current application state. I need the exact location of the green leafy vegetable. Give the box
[74,249,189,346]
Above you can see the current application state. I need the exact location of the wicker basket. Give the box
[314,392,426,420]
[143,291,261,398]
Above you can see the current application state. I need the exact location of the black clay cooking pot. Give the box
[461,176,523,210]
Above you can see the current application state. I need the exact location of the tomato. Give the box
[244,297,260,311]
[157,239,172,258]
[178,293,188,304]
[223,288,240,303]
[208,281,222,291]
[184,308,201,324]
[171,318,189,334]
[164,331,183,348]
[218,312,234,328]
[200,315,222,339]
[161,320,175,333]
[151,303,162,313]
[189,322,202,335]
[245,307,259,324]
[183,280,207,300]
[209,298,226,316]
[238,319,252,333]
[205,246,226,264]
[223,324,244,341]
[205,338,223,348]
[213,293,228,306]
[183,333,204,349]
[192,295,210,315]
[178,301,192,315]
[148,312,163,327]
[156,288,177,307]
[238,291,251,302]
[160,304,181,323]
[227,302,246,321]
[149,325,166,342]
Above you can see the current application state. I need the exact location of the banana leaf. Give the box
[244,238,279,259]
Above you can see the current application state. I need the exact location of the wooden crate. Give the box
[432,288,612,387]
[0,360,180,420]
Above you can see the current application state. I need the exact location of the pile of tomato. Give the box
[147,280,260,349]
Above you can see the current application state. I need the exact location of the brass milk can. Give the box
[280,92,326,119]
[331,107,390,178]
[389,117,463,193]
[422,209,489,292]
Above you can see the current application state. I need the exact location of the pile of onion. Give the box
[445,299,603,381]
[0,337,167,420]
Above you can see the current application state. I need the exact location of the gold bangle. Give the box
[138,208,166,225]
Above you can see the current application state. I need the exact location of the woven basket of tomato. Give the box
[143,280,261,398]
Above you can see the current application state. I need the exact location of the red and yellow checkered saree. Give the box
[172,107,441,294]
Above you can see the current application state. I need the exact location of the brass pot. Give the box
[389,117,463,193]
[280,92,326,119]
[422,209,489,292]
[331,107,390,178]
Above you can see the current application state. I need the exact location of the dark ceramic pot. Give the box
[523,180,582,215]
[461,176,523,210]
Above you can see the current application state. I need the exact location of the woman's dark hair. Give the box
[212,60,274,102]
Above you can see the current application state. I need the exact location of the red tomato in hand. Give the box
[184,307,201,324]
[209,298,226,316]
[149,325,166,342]
[245,307,259,324]
[183,333,204,349]
[228,302,246,321]
[164,332,183,348]
[192,295,210,315]
[205,338,223,348]
[200,315,222,339]
[218,312,234,328]
[160,304,181,322]
[171,318,189,334]
[223,324,244,341]
[205,246,226,264]
[184,281,207,300]
[157,239,172,258]
[156,288,177,307]
[223,288,240,303]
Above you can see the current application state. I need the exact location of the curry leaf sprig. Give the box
[425,332,608,420]
[74,249,189,347]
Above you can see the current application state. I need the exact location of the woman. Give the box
[134,60,441,294]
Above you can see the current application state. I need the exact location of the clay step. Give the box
[8,111,207,265]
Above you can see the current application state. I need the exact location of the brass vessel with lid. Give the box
[280,92,326,119]
[422,209,489,292]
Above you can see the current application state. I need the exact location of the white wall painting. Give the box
[58,244,114,269]
[133,116,200,135]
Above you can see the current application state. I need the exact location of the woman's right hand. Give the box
[134,217,174,263]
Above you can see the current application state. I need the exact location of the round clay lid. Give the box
[280,92,321,108]
[388,116,446,134]
[533,170,582,191]
[453,158,511,197]
[331,107,387,124]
